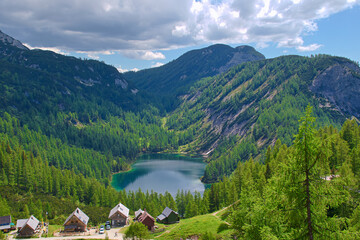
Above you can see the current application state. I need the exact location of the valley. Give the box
[1,30,360,239]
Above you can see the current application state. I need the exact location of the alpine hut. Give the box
[137,209,155,231]
[63,208,89,232]
[156,207,179,224]
[134,209,144,221]
[16,219,27,232]
[18,215,40,236]
[108,203,129,227]
[0,215,12,233]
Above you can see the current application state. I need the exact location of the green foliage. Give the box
[125,222,150,240]
[0,231,5,240]
[0,194,11,216]
[201,231,217,240]
[167,55,354,182]
[124,44,265,110]
[227,108,360,239]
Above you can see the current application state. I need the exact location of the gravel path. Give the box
[8,228,124,240]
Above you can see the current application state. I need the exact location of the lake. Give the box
[111,154,206,196]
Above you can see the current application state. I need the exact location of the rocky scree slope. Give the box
[166,55,360,172]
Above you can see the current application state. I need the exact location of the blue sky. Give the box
[0,0,359,72]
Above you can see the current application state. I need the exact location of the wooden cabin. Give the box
[109,203,129,227]
[0,215,12,233]
[63,208,89,232]
[137,209,155,231]
[156,207,179,224]
[134,209,144,221]
[16,219,27,232]
[18,215,40,236]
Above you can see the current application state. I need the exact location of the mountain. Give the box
[0,30,147,118]
[0,30,181,164]
[0,30,28,50]
[124,44,265,109]
[165,54,360,182]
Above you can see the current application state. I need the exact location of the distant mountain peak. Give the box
[0,30,28,50]
[124,43,265,100]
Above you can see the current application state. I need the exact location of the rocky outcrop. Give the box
[219,46,265,73]
[310,63,360,118]
[0,30,28,50]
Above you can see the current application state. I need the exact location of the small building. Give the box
[137,209,155,231]
[18,215,40,236]
[109,203,129,227]
[16,219,28,231]
[63,208,89,232]
[0,215,12,233]
[134,209,144,221]
[156,207,179,224]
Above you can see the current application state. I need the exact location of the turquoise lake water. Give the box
[111,154,206,196]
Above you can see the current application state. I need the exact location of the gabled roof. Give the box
[134,209,144,220]
[64,208,89,226]
[161,207,177,218]
[109,203,129,219]
[0,215,11,225]
[22,215,39,231]
[16,219,27,229]
[138,210,154,223]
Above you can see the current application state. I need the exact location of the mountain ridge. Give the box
[0,30,28,50]
[124,44,265,109]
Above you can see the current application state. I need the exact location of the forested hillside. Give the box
[166,54,360,182]
[124,44,265,110]
[1,30,360,239]
[220,107,360,239]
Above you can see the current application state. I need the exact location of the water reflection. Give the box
[111,154,206,196]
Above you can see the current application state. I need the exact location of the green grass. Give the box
[151,214,234,240]
[44,225,62,237]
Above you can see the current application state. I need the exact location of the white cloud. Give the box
[0,0,359,55]
[116,66,139,73]
[151,62,165,68]
[23,43,69,55]
[121,50,166,60]
[296,43,322,51]
[76,50,114,60]
[172,25,190,37]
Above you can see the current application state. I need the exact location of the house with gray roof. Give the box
[156,207,179,224]
[109,203,129,227]
[0,215,12,233]
[18,215,40,236]
[16,219,27,231]
[63,208,89,232]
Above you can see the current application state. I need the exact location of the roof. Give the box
[109,203,129,219]
[157,214,166,221]
[16,219,27,229]
[64,208,89,226]
[161,207,177,217]
[134,209,144,220]
[25,215,40,231]
[138,210,154,223]
[0,225,11,230]
[0,215,11,225]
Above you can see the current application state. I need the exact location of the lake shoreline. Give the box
[110,153,207,195]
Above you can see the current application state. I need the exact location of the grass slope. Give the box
[152,213,234,240]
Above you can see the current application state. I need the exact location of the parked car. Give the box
[99,225,105,234]
[106,224,111,230]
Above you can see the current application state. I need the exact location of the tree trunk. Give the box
[305,169,313,240]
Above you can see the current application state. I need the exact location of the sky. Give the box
[0,0,359,72]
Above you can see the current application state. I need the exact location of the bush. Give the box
[125,222,149,240]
